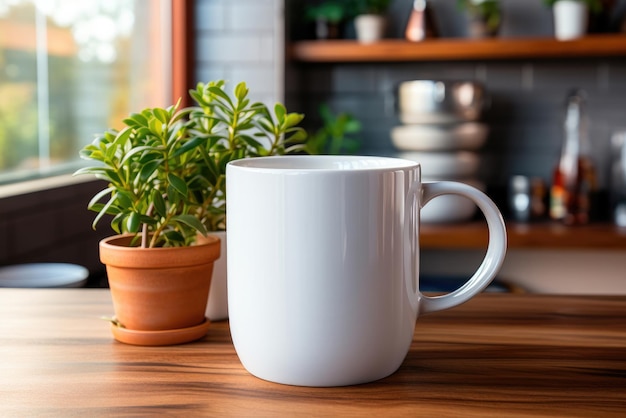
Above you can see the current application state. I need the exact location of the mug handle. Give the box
[405,181,508,315]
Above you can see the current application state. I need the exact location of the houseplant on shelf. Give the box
[457,0,501,38]
[305,103,362,155]
[352,0,391,43]
[305,1,348,39]
[544,0,603,40]
[75,80,306,344]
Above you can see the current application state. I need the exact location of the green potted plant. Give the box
[543,0,603,40]
[352,0,391,43]
[457,0,501,38]
[305,1,348,39]
[305,103,362,155]
[75,80,306,344]
[187,80,307,321]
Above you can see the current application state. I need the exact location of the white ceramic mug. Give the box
[226,155,507,387]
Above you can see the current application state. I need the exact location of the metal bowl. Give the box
[397,80,487,124]
[390,122,488,151]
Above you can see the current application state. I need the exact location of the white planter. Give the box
[553,1,588,40]
[205,231,228,321]
[354,14,386,44]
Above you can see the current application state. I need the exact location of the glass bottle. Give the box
[404,0,438,42]
[610,131,626,227]
[549,89,597,225]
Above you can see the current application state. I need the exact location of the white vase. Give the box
[553,0,588,41]
[205,230,228,321]
[354,14,386,44]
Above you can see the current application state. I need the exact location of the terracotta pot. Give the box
[100,234,221,335]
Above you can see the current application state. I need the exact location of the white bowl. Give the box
[391,122,488,151]
[421,179,485,224]
[397,151,480,179]
[0,263,89,288]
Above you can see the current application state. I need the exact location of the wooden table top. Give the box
[1,289,625,417]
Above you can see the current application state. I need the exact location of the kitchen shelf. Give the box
[290,35,626,63]
[420,222,626,250]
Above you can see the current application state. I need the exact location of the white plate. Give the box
[397,151,480,179]
[391,122,488,151]
[0,263,89,288]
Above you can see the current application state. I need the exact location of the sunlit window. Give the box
[0,0,169,184]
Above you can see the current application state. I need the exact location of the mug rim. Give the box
[227,155,419,172]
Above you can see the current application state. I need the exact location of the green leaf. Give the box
[204,154,220,180]
[236,98,250,112]
[152,191,167,218]
[239,134,264,150]
[173,214,208,235]
[126,112,149,127]
[257,118,275,134]
[172,136,205,158]
[344,119,362,133]
[234,82,249,101]
[153,108,169,124]
[285,128,308,143]
[139,159,162,182]
[111,213,125,234]
[92,194,116,230]
[149,117,163,137]
[120,145,160,166]
[104,141,118,162]
[274,103,286,121]
[74,166,106,177]
[168,173,188,196]
[102,168,122,185]
[87,187,114,211]
[189,89,204,106]
[115,191,134,209]
[167,184,180,206]
[284,113,305,129]
[218,151,235,171]
[126,211,141,233]
[163,230,185,245]
[207,86,234,107]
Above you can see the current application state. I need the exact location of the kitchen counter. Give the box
[1,289,625,416]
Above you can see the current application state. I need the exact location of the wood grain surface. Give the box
[1,289,625,417]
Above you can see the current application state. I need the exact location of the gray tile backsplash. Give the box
[194,0,282,106]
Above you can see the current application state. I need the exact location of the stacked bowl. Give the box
[392,80,488,223]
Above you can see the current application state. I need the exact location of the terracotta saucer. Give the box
[110,318,211,346]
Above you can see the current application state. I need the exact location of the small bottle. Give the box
[405,0,438,42]
[509,176,547,222]
[550,89,597,225]
[610,131,626,227]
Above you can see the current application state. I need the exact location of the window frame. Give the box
[171,0,195,108]
[0,0,193,193]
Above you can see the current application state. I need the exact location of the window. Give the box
[0,0,171,184]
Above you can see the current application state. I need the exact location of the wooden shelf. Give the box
[290,35,626,63]
[421,222,626,250]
